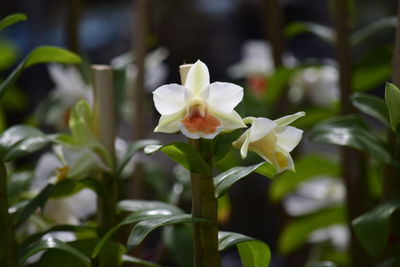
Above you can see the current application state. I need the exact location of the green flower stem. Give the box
[179,64,220,267]
[92,65,117,235]
[0,160,17,267]
[188,138,221,267]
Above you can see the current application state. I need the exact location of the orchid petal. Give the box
[208,108,246,130]
[178,123,221,139]
[153,84,186,115]
[154,111,185,133]
[207,82,243,112]
[274,111,305,126]
[276,126,303,152]
[184,60,210,95]
[249,117,276,142]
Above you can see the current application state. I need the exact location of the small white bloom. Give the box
[309,224,349,251]
[289,65,339,107]
[153,60,246,139]
[283,177,345,216]
[233,112,304,173]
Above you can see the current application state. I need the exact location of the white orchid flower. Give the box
[233,112,305,173]
[309,224,349,251]
[153,60,246,139]
[289,65,340,107]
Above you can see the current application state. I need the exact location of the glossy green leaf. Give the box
[212,129,242,162]
[353,64,391,92]
[352,199,400,258]
[12,184,54,227]
[68,100,96,145]
[309,115,391,164]
[116,139,160,177]
[144,142,211,175]
[0,46,81,99]
[279,206,346,254]
[7,171,33,203]
[218,232,271,267]
[33,238,124,267]
[0,13,27,31]
[306,262,338,267]
[284,21,334,44]
[127,214,208,250]
[214,162,274,198]
[0,125,50,161]
[351,17,396,46]
[269,155,339,202]
[351,92,389,127]
[121,255,162,267]
[93,203,184,258]
[385,83,400,132]
[18,237,90,267]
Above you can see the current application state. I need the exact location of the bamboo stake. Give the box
[0,161,17,267]
[333,1,371,266]
[92,65,117,234]
[180,64,221,267]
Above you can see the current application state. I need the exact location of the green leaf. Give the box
[144,142,211,175]
[162,225,193,267]
[351,17,397,46]
[0,46,81,99]
[352,199,400,258]
[93,202,184,258]
[264,67,296,107]
[7,171,33,203]
[218,232,271,267]
[18,237,90,267]
[68,100,96,145]
[351,92,389,127]
[121,255,162,267]
[269,154,339,202]
[214,162,274,198]
[116,139,160,177]
[385,83,400,132]
[279,206,346,254]
[309,115,391,164]
[0,13,27,31]
[12,184,54,227]
[292,107,339,129]
[212,129,242,162]
[0,125,50,161]
[127,214,208,250]
[284,21,334,44]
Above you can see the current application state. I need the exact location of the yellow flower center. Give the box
[251,134,288,170]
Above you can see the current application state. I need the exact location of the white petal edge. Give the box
[274,111,305,126]
[207,82,244,112]
[208,108,246,130]
[178,123,222,139]
[184,60,210,95]
[153,84,186,115]
[276,126,303,152]
[154,111,185,133]
[249,117,276,142]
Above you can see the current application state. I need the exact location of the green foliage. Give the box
[212,129,242,162]
[214,162,275,198]
[144,142,211,175]
[0,46,81,99]
[352,199,400,258]
[162,225,193,267]
[385,83,400,132]
[309,115,391,164]
[116,139,160,178]
[306,262,338,267]
[269,155,339,202]
[293,107,339,129]
[0,125,50,161]
[121,255,162,267]
[127,214,207,250]
[0,13,27,31]
[264,67,296,108]
[218,232,271,267]
[0,40,19,71]
[18,237,90,267]
[279,206,346,254]
[351,92,390,127]
[284,21,334,44]
[350,17,397,46]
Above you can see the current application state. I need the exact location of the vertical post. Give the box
[333,1,371,266]
[384,1,400,201]
[66,0,82,54]
[131,0,150,199]
[262,0,284,67]
[180,64,221,267]
[92,65,117,234]
[0,161,17,267]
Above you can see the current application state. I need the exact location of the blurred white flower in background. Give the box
[288,64,340,107]
[228,40,296,96]
[283,177,349,250]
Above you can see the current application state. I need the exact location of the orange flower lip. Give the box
[181,105,221,135]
